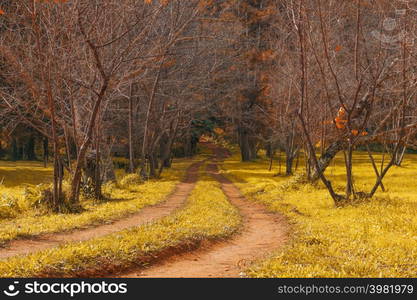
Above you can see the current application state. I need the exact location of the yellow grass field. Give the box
[0,147,416,278]
[0,158,195,245]
[221,151,417,277]
[0,162,241,277]
[0,161,53,218]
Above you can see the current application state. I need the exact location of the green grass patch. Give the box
[0,162,242,277]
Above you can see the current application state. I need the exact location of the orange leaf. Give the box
[335,122,346,129]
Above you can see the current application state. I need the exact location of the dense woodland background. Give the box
[0,0,416,210]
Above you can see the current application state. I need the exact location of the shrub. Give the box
[119,173,142,188]
[23,184,72,214]
[0,192,20,219]
[112,158,140,171]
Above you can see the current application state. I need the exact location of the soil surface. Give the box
[117,147,288,278]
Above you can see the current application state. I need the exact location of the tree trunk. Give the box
[184,127,193,157]
[82,149,105,200]
[295,151,300,172]
[160,136,172,168]
[394,145,407,166]
[268,148,274,171]
[158,120,179,177]
[285,153,294,176]
[68,80,109,205]
[366,146,385,192]
[100,142,116,183]
[52,156,64,212]
[344,145,355,199]
[248,137,257,160]
[101,156,116,183]
[309,140,347,181]
[12,137,18,161]
[94,133,102,200]
[149,152,158,178]
[266,142,273,158]
[238,126,252,161]
[43,137,49,167]
[277,148,282,175]
[140,59,164,178]
[128,86,135,173]
[26,135,36,160]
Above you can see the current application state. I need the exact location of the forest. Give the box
[0,0,416,279]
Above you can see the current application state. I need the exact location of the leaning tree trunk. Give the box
[68,80,109,205]
[248,137,258,160]
[393,145,407,166]
[309,139,347,181]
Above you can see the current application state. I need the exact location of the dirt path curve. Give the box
[118,148,288,278]
[0,160,204,260]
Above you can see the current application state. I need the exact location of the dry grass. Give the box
[0,158,195,245]
[0,162,241,277]
[221,151,417,277]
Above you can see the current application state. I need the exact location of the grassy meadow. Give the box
[221,150,417,277]
[0,158,196,246]
[0,145,415,278]
[0,161,241,277]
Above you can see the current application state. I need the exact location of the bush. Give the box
[112,158,140,171]
[24,184,48,208]
[24,184,72,214]
[279,173,310,191]
[0,192,20,219]
[119,173,142,188]
[80,177,96,200]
